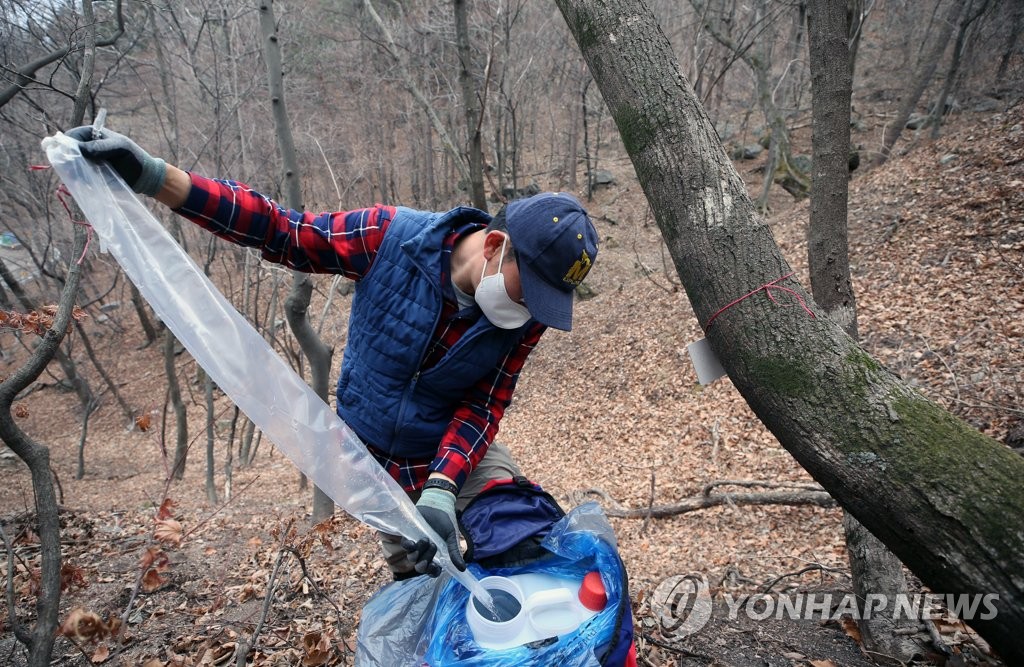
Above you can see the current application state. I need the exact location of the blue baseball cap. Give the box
[505,192,599,331]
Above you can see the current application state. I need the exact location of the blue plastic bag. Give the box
[356,503,629,667]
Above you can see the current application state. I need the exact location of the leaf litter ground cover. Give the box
[0,107,1021,666]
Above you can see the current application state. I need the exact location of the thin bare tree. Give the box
[807,0,920,659]
[257,0,336,523]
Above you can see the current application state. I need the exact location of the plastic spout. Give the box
[91,108,107,138]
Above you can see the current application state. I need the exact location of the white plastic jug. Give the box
[466,572,607,650]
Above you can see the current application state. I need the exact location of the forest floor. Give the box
[0,103,1022,667]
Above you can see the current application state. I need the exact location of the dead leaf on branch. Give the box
[142,567,168,593]
[839,616,862,645]
[136,413,152,431]
[139,546,171,592]
[58,607,120,642]
[154,518,183,546]
[140,546,170,571]
[0,305,87,336]
[156,498,177,520]
[61,562,89,592]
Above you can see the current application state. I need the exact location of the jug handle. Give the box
[526,588,577,635]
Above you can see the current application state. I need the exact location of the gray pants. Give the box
[379,442,522,576]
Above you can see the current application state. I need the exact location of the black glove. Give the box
[65,126,167,196]
[400,486,466,577]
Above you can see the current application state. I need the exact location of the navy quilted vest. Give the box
[336,206,530,458]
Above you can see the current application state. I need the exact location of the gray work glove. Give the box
[65,126,167,196]
[400,487,466,577]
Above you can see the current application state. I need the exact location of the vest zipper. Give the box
[393,261,441,446]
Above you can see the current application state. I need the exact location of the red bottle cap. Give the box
[578,571,608,611]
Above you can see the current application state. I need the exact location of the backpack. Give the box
[439,476,638,667]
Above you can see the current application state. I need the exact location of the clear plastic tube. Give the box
[42,129,490,602]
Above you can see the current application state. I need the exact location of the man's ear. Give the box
[482,230,508,261]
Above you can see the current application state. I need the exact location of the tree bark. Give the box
[0,225,87,666]
[165,328,189,480]
[807,1,919,660]
[204,369,218,504]
[0,259,95,409]
[454,0,487,209]
[129,281,159,347]
[259,0,336,523]
[554,1,1024,661]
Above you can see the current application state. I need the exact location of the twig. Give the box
[57,634,94,662]
[633,207,676,294]
[709,419,721,467]
[283,545,347,636]
[567,487,625,510]
[658,236,679,290]
[116,556,148,648]
[950,396,1024,416]
[641,468,656,535]
[111,474,262,661]
[180,474,261,542]
[701,479,824,496]
[638,631,713,662]
[234,519,294,666]
[0,523,29,644]
[756,563,848,596]
[576,488,836,519]
[917,334,960,403]
[925,618,953,657]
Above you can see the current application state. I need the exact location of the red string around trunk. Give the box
[704,271,816,329]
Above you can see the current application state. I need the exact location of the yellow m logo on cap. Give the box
[563,250,592,286]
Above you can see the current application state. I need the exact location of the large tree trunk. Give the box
[554,1,1024,662]
[807,2,920,660]
[259,0,336,523]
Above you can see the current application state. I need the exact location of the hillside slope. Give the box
[0,106,1020,665]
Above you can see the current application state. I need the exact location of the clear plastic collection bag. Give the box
[356,503,623,667]
[41,131,470,580]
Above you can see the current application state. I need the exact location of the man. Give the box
[67,125,598,579]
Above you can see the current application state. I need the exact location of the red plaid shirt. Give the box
[177,174,544,491]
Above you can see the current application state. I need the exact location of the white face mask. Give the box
[476,235,532,329]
